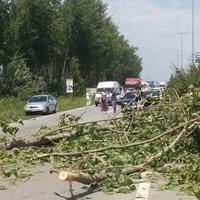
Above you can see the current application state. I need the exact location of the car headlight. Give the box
[38,105,45,109]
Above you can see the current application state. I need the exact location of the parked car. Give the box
[149,88,161,100]
[141,88,161,107]
[120,92,137,108]
[24,95,57,115]
[141,88,161,100]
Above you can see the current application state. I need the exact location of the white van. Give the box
[95,81,121,106]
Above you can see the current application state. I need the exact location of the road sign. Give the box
[66,78,73,93]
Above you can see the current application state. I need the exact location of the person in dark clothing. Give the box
[111,88,117,113]
[100,89,109,112]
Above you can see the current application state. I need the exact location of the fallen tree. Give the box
[0,126,112,150]
[49,126,188,184]
[0,87,200,198]
[36,117,199,159]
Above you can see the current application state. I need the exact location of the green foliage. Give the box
[3,168,19,178]
[0,120,19,136]
[163,155,200,199]
[182,85,200,112]
[56,95,85,112]
[0,0,9,64]
[68,57,85,96]
[58,113,81,127]
[0,184,7,190]
[1,86,199,195]
[2,55,41,98]
[168,64,200,95]
[111,153,132,165]
[0,0,142,96]
[102,174,136,193]
[0,96,26,121]
[0,66,4,94]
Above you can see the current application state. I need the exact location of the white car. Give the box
[24,95,57,115]
[95,81,122,106]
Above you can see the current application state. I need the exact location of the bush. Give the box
[168,64,200,95]
[2,55,41,99]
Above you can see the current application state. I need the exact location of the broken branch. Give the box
[37,116,200,159]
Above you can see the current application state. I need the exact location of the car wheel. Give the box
[25,112,30,116]
[45,107,49,114]
[53,105,57,113]
[95,102,98,107]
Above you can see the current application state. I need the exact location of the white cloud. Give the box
[104,0,199,81]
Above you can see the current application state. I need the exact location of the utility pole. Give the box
[177,32,187,68]
[176,49,180,67]
[192,0,195,64]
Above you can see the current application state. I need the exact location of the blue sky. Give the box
[104,0,200,81]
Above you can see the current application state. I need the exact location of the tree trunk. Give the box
[1,127,111,150]
[57,170,108,185]
[61,47,69,82]
[1,130,76,149]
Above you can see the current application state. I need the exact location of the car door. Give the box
[48,95,55,112]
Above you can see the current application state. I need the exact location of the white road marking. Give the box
[135,172,151,200]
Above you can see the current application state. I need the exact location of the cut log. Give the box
[50,169,107,185]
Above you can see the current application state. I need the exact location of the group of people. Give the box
[100,87,141,113]
[100,88,117,113]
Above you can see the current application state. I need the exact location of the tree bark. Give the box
[52,170,108,185]
[61,47,69,82]
[0,127,111,150]
[1,131,76,149]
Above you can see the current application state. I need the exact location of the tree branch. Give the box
[37,116,200,159]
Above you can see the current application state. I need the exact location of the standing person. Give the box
[111,88,117,113]
[133,89,140,109]
[86,89,91,106]
[100,89,108,113]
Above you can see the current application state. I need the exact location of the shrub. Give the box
[2,55,41,99]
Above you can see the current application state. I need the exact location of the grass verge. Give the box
[0,95,86,121]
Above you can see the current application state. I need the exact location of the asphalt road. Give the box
[0,105,120,139]
[0,164,196,200]
[0,105,197,200]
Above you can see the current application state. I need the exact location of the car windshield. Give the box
[123,92,135,99]
[29,96,47,103]
[97,88,114,93]
[141,90,151,98]
[151,90,160,97]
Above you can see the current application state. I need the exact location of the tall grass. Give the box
[0,95,86,121]
[0,97,25,121]
[56,95,85,112]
